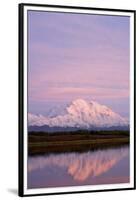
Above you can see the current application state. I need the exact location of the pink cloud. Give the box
[29,86,129,102]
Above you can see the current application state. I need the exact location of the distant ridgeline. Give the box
[28,125,129,133]
[28,99,129,133]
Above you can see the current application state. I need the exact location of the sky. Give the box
[28,10,130,118]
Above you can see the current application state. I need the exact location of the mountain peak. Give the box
[71,99,99,107]
[72,98,88,105]
[28,99,128,128]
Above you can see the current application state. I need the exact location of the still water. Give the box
[28,145,129,189]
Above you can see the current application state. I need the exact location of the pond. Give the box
[28,145,129,189]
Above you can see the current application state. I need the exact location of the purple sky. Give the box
[28,10,130,118]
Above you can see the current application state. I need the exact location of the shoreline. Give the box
[28,130,129,155]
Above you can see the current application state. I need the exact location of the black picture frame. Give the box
[18,3,136,197]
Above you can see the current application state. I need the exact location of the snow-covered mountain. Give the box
[28,99,128,130]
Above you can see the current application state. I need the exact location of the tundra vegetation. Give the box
[28,130,129,155]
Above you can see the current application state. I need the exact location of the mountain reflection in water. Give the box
[28,146,129,188]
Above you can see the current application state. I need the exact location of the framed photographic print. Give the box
[18,3,136,197]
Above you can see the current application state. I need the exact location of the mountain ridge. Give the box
[28,125,129,132]
[28,99,128,130]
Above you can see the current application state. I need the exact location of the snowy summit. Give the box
[28,99,128,129]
